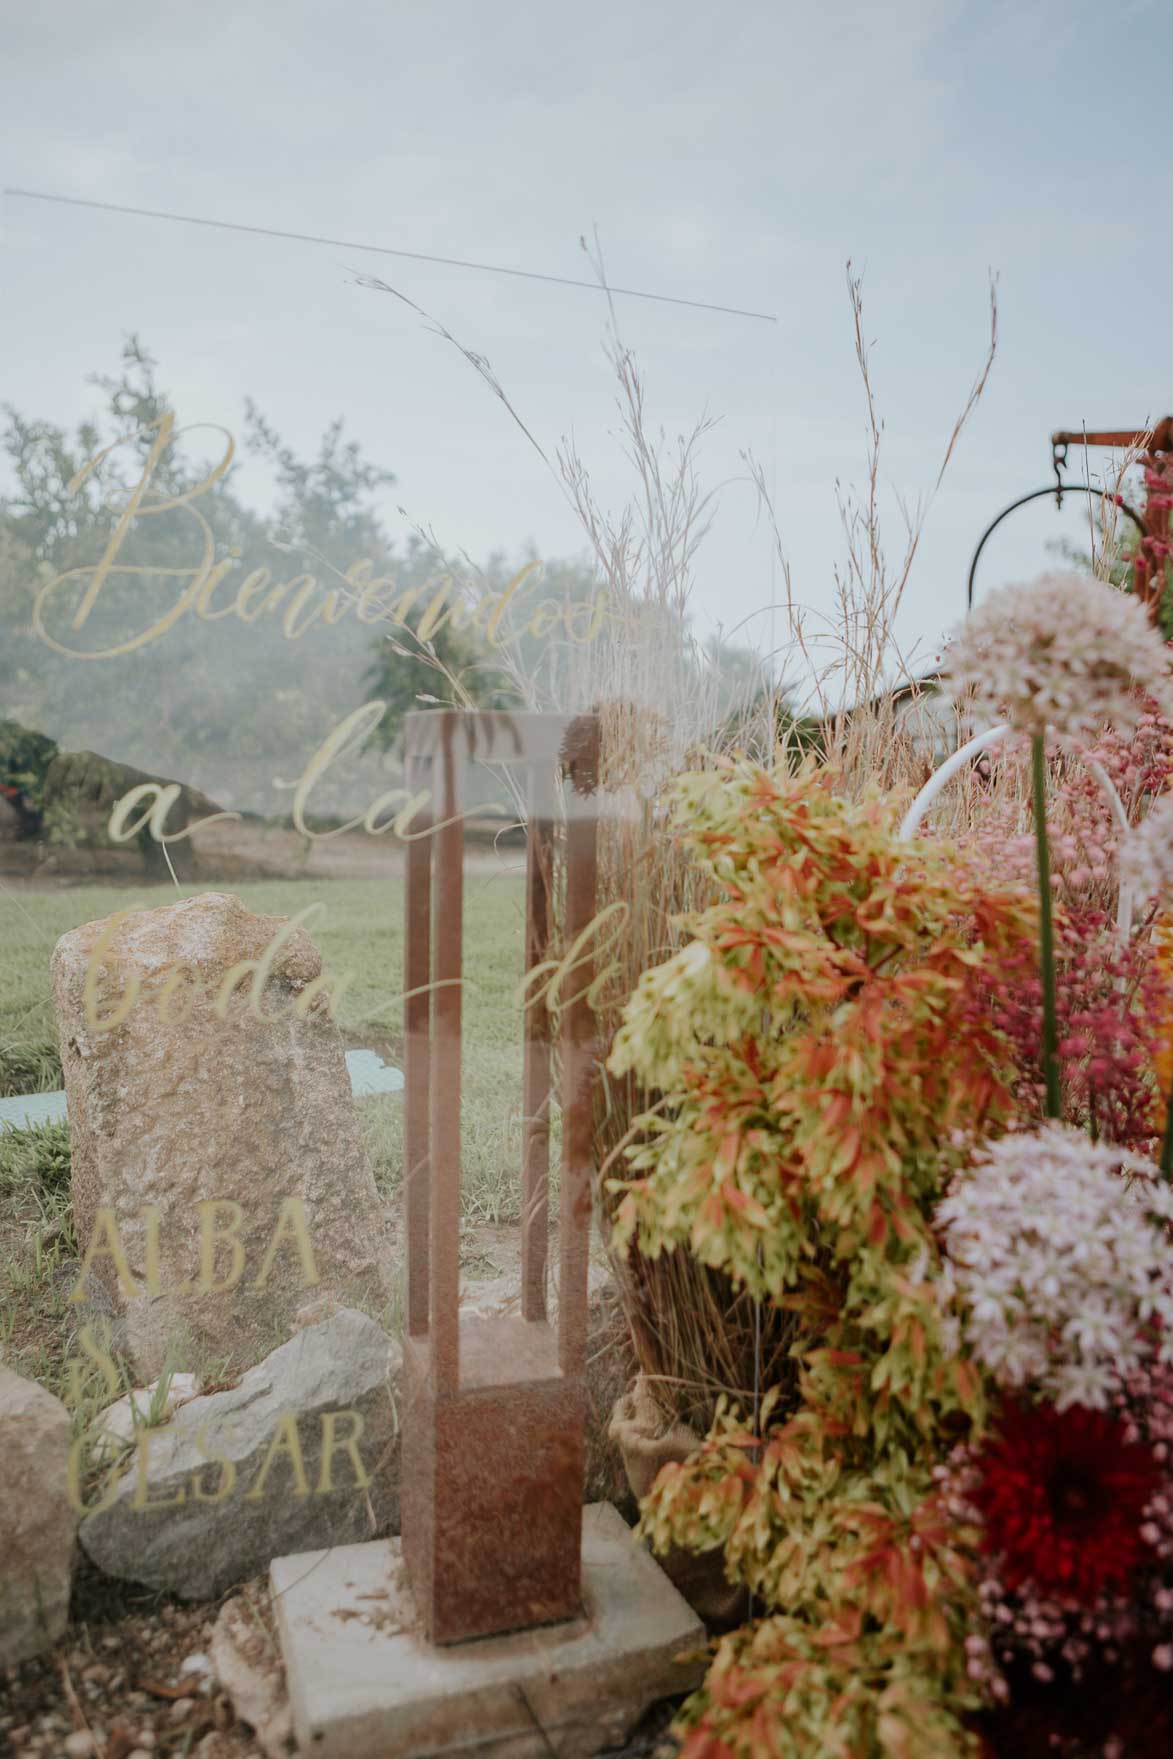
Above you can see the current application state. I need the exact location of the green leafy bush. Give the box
[0,718,58,833]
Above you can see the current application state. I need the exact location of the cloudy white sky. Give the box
[3,0,1171,693]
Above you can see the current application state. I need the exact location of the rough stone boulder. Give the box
[76,1284,633,1603]
[79,1308,398,1601]
[0,1367,76,1665]
[53,891,393,1377]
[1,718,225,877]
[40,746,221,879]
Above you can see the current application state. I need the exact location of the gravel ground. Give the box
[1,1579,271,1758]
[2,1571,684,1758]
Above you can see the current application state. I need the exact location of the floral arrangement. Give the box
[936,1128,1173,1754]
[606,571,1173,1757]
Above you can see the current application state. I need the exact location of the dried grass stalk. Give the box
[358,258,1000,1426]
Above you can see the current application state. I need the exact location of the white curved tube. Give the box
[899,724,1010,840]
[900,724,1134,943]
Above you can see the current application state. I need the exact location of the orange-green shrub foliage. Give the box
[607,759,1038,1757]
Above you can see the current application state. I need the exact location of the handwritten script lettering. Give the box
[108,781,241,848]
[513,901,629,1016]
[103,699,513,861]
[82,905,353,1034]
[69,1198,322,1303]
[272,701,433,843]
[32,413,616,660]
[65,1406,373,1517]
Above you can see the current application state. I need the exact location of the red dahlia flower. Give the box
[973,1401,1160,1604]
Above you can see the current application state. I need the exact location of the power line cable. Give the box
[3,187,778,324]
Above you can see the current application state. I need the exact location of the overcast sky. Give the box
[4,0,1172,694]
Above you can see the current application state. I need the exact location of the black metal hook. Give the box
[1051,439,1068,508]
[966,483,1147,611]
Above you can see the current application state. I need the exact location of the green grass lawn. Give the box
[1,873,535,1217]
[2,872,527,1058]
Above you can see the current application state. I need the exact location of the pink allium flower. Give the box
[935,1124,1173,1409]
[1120,790,1173,905]
[944,572,1172,741]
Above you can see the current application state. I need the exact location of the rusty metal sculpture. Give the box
[1049,422,1173,621]
[399,709,600,1645]
[967,419,1173,618]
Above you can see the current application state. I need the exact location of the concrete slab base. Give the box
[270,1501,708,1758]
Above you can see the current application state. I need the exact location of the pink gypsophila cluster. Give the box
[1083,713,1173,818]
[964,902,1165,1150]
[955,716,1173,1149]
[964,714,1173,910]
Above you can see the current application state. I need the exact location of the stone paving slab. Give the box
[270,1502,707,1758]
[0,1047,404,1131]
[0,1089,68,1131]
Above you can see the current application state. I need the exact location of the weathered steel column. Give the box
[403,749,432,1342]
[429,720,462,1395]
[521,770,552,1325]
[399,710,600,1646]
[558,805,598,1382]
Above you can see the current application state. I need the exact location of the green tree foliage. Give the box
[361,540,521,747]
[0,717,57,833]
[0,339,508,818]
[1,339,788,821]
[243,399,396,564]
